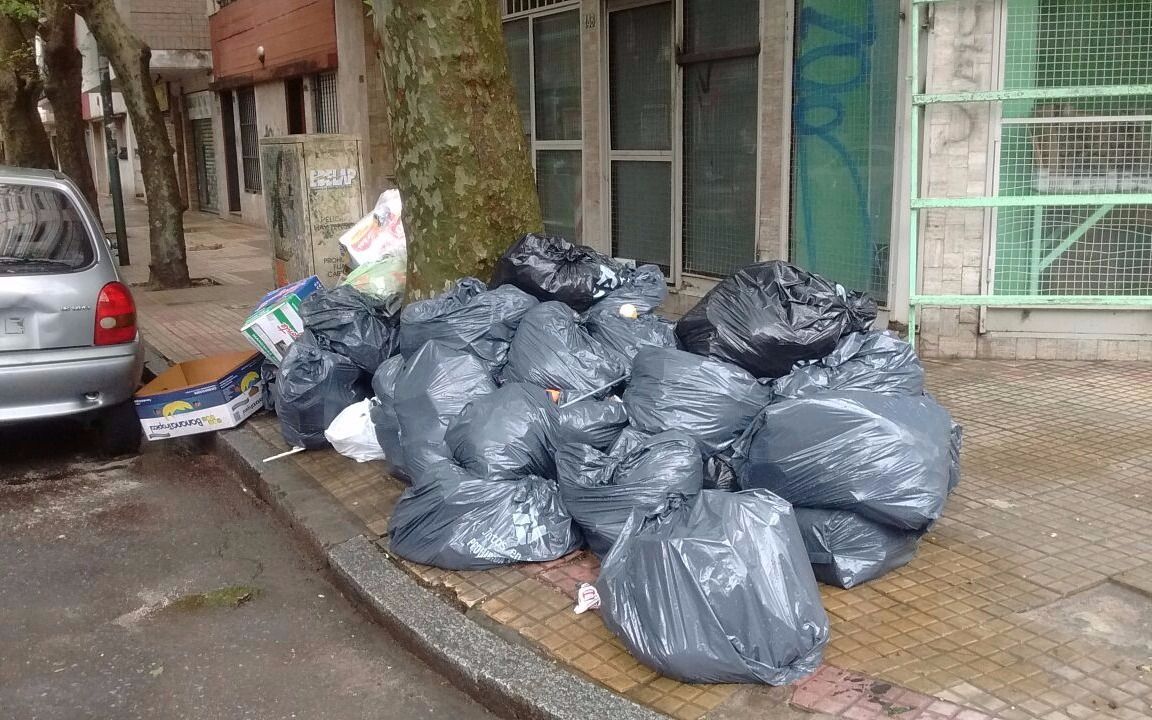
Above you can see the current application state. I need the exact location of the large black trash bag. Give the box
[596,490,829,684]
[398,278,538,372]
[370,354,408,479]
[445,383,558,481]
[557,430,703,556]
[300,285,399,372]
[503,302,628,398]
[276,331,371,449]
[733,391,955,531]
[675,261,877,379]
[387,462,582,570]
[623,347,773,455]
[553,399,629,451]
[794,508,922,589]
[584,307,677,363]
[393,341,498,479]
[775,330,924,398]
[592,264,668,314]
[491,233,625,311]
[261,360,279,413]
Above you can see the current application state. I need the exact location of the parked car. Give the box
[0,167,144,455]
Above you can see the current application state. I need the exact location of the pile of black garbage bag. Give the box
[265,233,963,686]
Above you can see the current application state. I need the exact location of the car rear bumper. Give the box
[0,340,144,424]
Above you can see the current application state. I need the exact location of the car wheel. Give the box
[97,400,142,457]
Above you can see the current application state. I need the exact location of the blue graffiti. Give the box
[793,3,877,276]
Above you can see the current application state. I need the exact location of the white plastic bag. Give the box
[339,190,407,268]
[324,398,385,463]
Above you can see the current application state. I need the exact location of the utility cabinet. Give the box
[259,134,365,287]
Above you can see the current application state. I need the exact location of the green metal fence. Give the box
[907,0,1152,342]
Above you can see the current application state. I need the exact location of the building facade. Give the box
[204,0,391,227]
[497,0,1152,360]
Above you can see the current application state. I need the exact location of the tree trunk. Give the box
[369,0,542,299]
[71,0,190,289]
[41,0,100,214]
[0,15,55,168]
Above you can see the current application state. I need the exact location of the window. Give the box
[996,0,1152,296]
[312,71,340,134]
[503,9,582,241]
[0,185,93,275]
[237,87,260,194]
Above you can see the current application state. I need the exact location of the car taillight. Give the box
[94,281,137,346]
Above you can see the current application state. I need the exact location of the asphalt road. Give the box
[0,419,491,720]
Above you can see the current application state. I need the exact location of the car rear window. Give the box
[0,183,94,275]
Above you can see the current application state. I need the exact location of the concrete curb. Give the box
[141,341,665,719]
[331,536,665,720]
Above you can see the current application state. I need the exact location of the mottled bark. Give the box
[41,0,99,213]
[0,14,55,168]
[370,0,542,299]
[69,0,190,289]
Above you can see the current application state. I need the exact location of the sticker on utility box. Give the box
[309,168,357,189]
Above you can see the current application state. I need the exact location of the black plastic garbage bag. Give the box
[557,430,703,556]
[624,347,773,455]
[596,490,829,684]
[491,233,624,311]
[261,360,278,413]
[794,508,921,589]
[276,331,371,449]
[503,302,628,398]
[553,399,629,451]
[398,278,538,372]
[370,354,407,479]
[703,452,738,491]
[446,383,558,481]
[592,264,668,314]
[675,261,877,379]
[584,308,676,363]
[393,341,499,479]
[775,330,924,398]
[609,425,651,457]
[300,285,399,372]
[388,462,582,570]
[733,392,955,531]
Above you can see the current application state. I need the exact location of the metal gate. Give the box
[906,0,1152,342]
[192,118,219,213]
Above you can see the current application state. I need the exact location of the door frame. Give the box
[602,0,680,285]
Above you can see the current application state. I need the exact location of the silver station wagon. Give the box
[0,167,143,455]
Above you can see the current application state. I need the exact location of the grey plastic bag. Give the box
[775,330,924,398]
[624,347,773,455]
[557,429,703,556]
[503,302,628,398]
[596,490,829,684]
[704,452,738,491]
[398,278,538,372]
[949,421,964,492]
[387,462,582,570]
[584,308,677,363]
[591,264,668,314]
[733,392,955,531]
[553,399,629,451]
[675,261,876,379]
[794,508,921,589]
[370,355,408,480]
[276,331,372,450]
[300,285,399,372]
[445,382,558,481]
[393,341,498,480]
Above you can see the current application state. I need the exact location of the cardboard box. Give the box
[134,351,264,441]
[241,276,323,364]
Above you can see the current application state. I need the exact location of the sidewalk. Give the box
[129,204,1152,720]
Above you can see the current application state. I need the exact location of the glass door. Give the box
[790,0,900,303]
[608,2,674,273]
